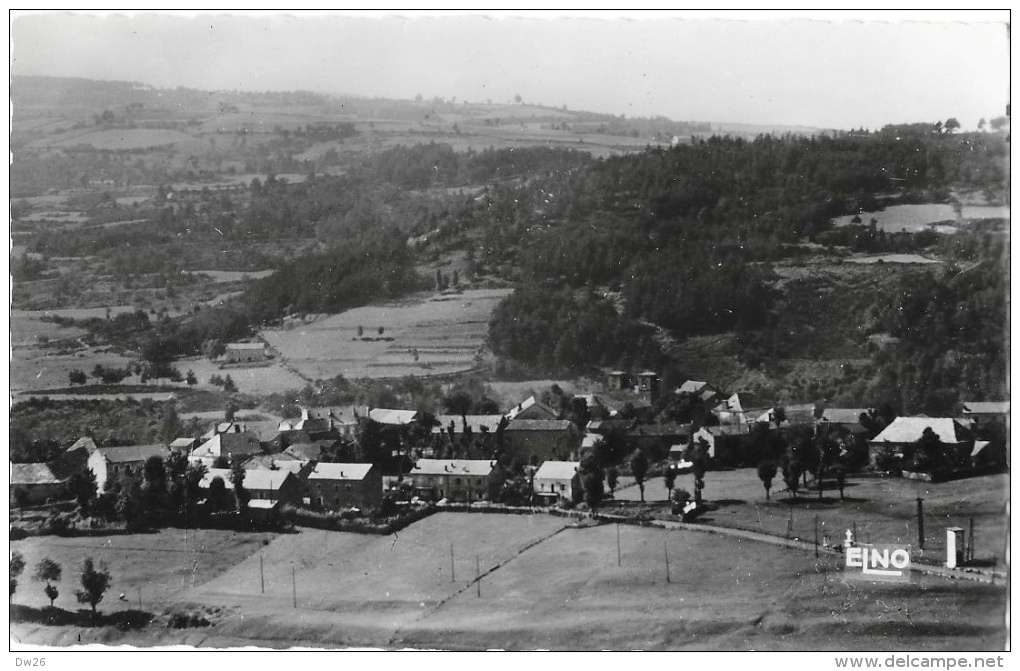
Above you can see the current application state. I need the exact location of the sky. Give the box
[9,10,1011,130]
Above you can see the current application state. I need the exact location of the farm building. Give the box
[198,468,303,509]
[504,419,581,462]
[505,396,558,421]
[168,437,197,455]
[961,401,1010,432]
[408,459,495,502]
[189,430,263,467]
[88,444,167,491]
[225,342,267,364]
[624,422,692,459]
[306,462,382,511]
[532,461,581,503]
[757,404,818,427]
[868,417,974,467]
[278,406,360,438]
[820,408,875,436]
[691,424,771,467]
[10,463,67,506]
[368,408,418,426]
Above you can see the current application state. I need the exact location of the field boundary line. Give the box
[386,524,569,646]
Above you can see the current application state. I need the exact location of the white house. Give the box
[532,461,581,503]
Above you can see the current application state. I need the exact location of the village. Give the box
[11,359,1009,576]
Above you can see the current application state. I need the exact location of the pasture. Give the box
[33,128,201,151]
[262,288,511,380]
[180,355,308,396]
[10,514,1006,650]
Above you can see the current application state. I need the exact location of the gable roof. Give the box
[870,417,971,445]
[10,463,65,486]
[698,424,754,437]
[677,380,710,395]
[67,436,98,455]
[587,418,636,433]
[369,408,418,425]
[821,408,873,425]
[534,461,580,481]
[716,392,757,412]
[433,415,505,434]
[628,422,691,437]
[308,462,374,481]
[506,419,576,432]
[283,441,337,461]
[169,437,197,453]
[242,455,310,475]
[95,444,166,463]
[505,396,558,421]
[962,401,1010,415]
[411,459,495,477]
[199,468,294,491]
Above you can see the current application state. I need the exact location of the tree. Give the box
[142,455,167,511]
[913,426,942,473]
[943,118,960,134]
[186,369,198,386]
[161,399,181,444]
[207,476,228,511]
[377,326,385,336]
[606,466,619,496]
[34,557,62,607]
[629,449,649,503]
[67,469,98,515]
[831,463,847,500]
[357,325,364,338]
[10,551,25,603]
[230,461,249,516]
[581,470,604,515]
[663,467,677,500]
[757,461,777,500]
[75,557,111,614]
[69,369,88,386]
[223,375,238,393]
[782,458,802,501]
[514,94,523,104]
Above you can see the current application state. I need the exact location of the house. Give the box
[306,462,382,511]
[278,406,360,438]
[532,461,581,503]
[819,408,875,438]
[624,422,692,459]
[408,459,496,502]
[282,440,339,462]
[868,417,973,467]
[505,396,558,421]
[691,424,765,467]
[201,421,250,441]
[10,463,68,506]
[677,380,714,396]
[757,404,818,427]
[368,408,418,426]
[168,437,197,455]
[225,342,267,364]
[504,419,581,462]
[198,468,303,508]
[432,414,505,450]
[636,371,660,395]
[189,431,262,467]
[242,455,314,479]
[961,401,1010,421]
[587,418,637,435]
[88,444,167,491]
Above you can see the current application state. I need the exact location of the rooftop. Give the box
[96,444,166,463]
[962,401,1010,415]
[534,461,580,480]
[411,459,495,477]
[369,408,418,425]
[308,463,374,481]
[10,463,64,486]
[871,417,971,444]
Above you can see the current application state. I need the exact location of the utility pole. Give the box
[475,556,481,598]
[260,553,265,594]
[616,524,622,567]
[814,515,819,558]
[292,566,297,608]
[450,543,455,583]
[664,541,671,583]
[968,517,975,562]
[916,496,925,551]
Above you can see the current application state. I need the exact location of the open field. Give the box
[9,529,278,647]
[845,254,940,265]
[10,348,138,393]
[10,514,1006,650]
[263,288,511,380]
[832,203,1009,233]
[31,127,200,151]
[179,356,308,396]
[614,469,1009,568]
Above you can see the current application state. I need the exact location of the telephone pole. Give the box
[916,496,925,551]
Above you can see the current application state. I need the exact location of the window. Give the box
[455,478,461,486]
[345,485,352,492]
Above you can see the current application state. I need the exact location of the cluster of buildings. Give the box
[9,371,1010,513]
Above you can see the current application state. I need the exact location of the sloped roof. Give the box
[506,419,575,432]
[369,408,418,425]
[821,408,873,424]
[433,415,505,434]
[581,433,601,449]
[587,418,636,433]
[192,432,262,459]
[699,424,754,437]
[226,342,265,350]
[243,455,309,475]
[96,444,166,463]
[283,442,326,461]
[534,461,580,481]
[628,422,691,437]
[308,463,373,481]
[962,402,1010,415]
[717,392,757,412]
[170,437,196,448]
[411,459,495,477]
[199,468,293,491]
[870,417,970,445]
[505,396,557,421]
[678,380,710,395]
[10,463,64,486]
[67,436,98,455]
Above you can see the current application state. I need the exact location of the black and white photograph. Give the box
[7,9,1011,658]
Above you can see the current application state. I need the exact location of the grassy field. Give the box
[614,469,1009,569]
[831,203,1009,233]
[9,514,1006,650]
[263,288,511,380]
[35,128,200,151]
[180,356,308,396]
